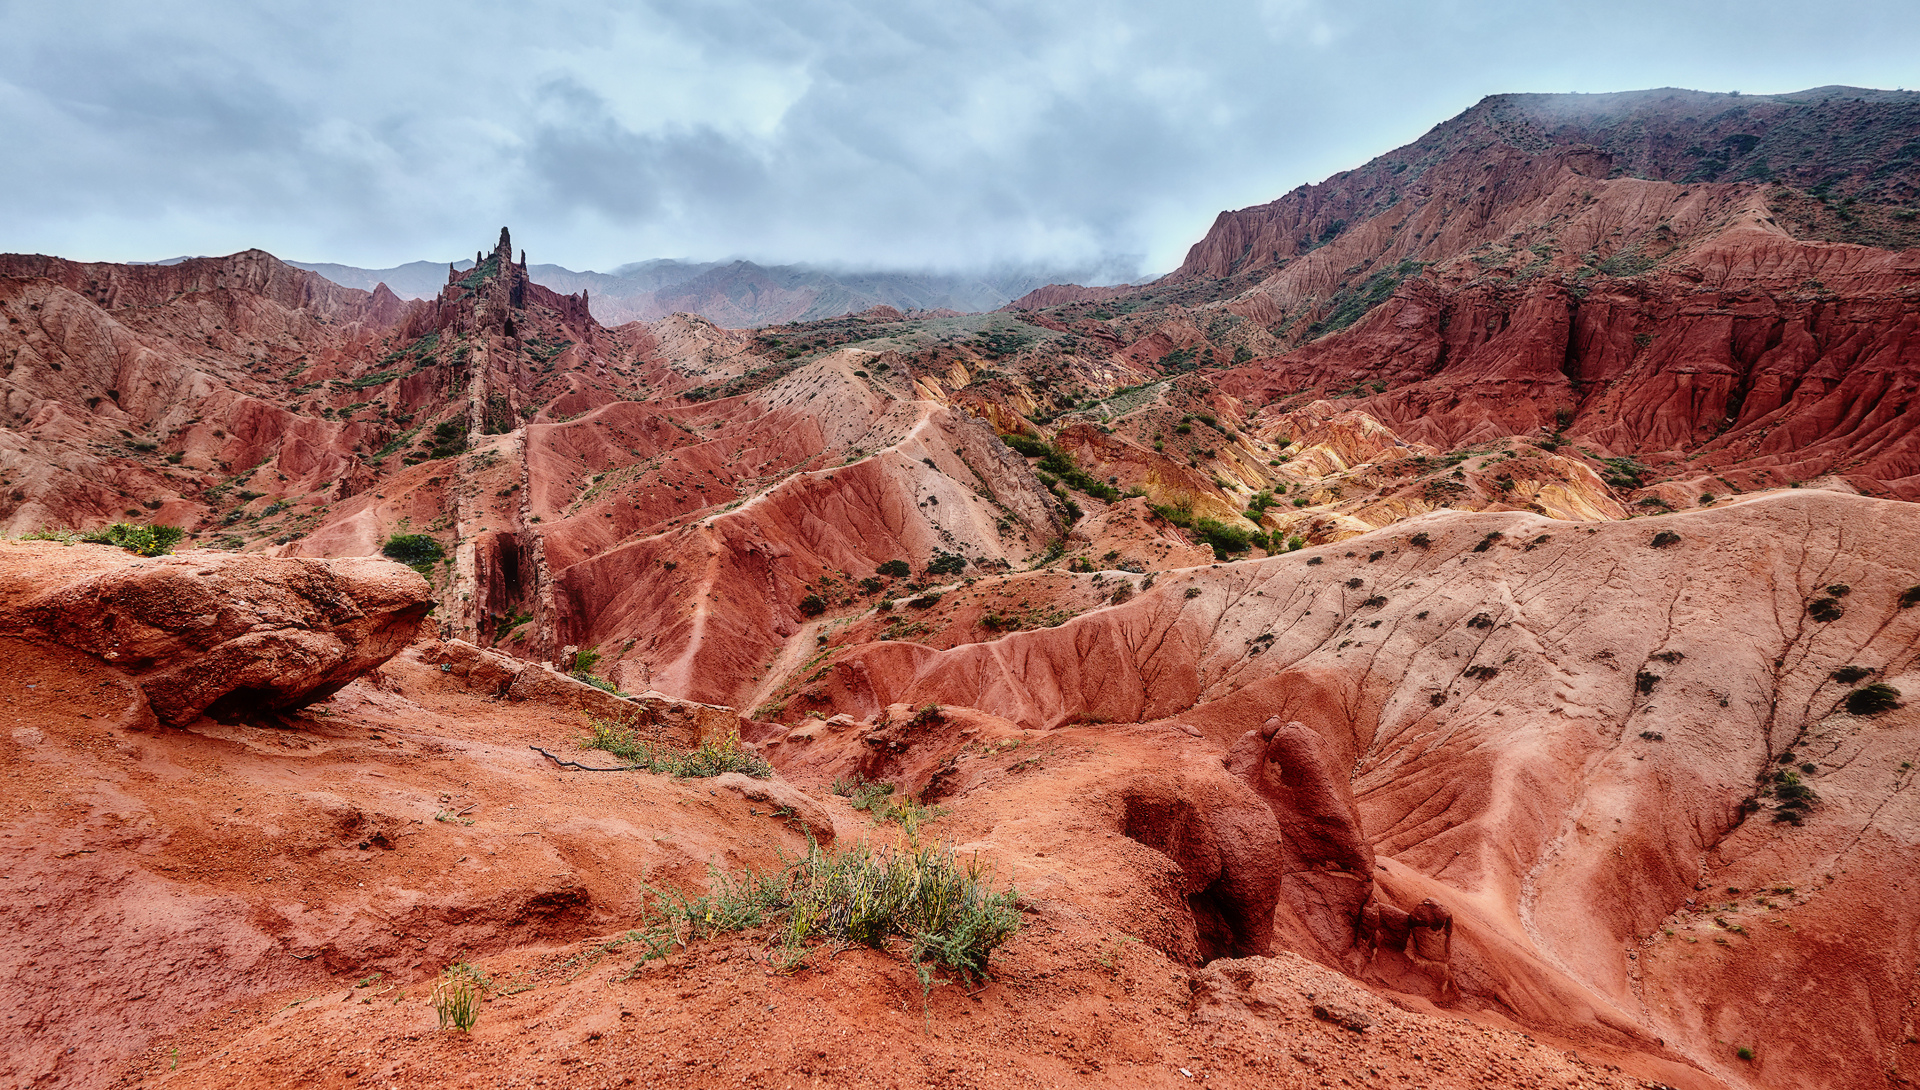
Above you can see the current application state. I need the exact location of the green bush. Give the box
[1845,683,1901,716]
[877,559,911,578]
[798,593,827,617]
[82,523,185,557]
[1001,432,1051,458]
[925,551,967,576]
[1192,518,1252,559]
[382,533,444,575]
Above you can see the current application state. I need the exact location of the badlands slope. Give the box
[1,88,1919,1089]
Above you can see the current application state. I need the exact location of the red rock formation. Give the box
[0,542,429,724]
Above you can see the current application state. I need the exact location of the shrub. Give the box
[1832,665,1873,684]
[1737,1048,1754,1062]
[1600,457,1651,490]
[925,551,967,576]
[1902,585,1920,609]
[1473,532,1502,553]
[877,559,911,578]
[1192,517,1252,558]
[382,533,444,574]
[1845,683,1901,716]
[1409,532,1431,547]
[1650,531,1682,548]
[798,593,827,617]
[1184,586,1203,599]
[1287,536,1305,552]
[633,840,1020,986]
[1001,432,1051,458]
[82,523,185,557]
[1807,597,1844,622]
[584,720,773,778]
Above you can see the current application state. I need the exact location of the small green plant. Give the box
[1096,933,1141,977]
[1736,1047,1754,1061]
[1901,585,1920,609]
[1832,665,1873,684]
[1846,683,1902,716]
[877,559,911,578]
[82,522,185,557]
[432,962,488,1032]
[583,720,774,778]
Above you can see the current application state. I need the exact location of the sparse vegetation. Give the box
[432,962,487,1032]
[630,839,1020,989]
[1845,683,1902,717]
[382,533,444,575]
[81,522,185,557]
[583,720,774,778]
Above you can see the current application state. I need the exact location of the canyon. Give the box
[3,86,1919,1089]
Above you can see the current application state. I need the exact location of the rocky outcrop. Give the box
[1226,717,1375,963]
[412,638,740,745]
[0,542,431,725]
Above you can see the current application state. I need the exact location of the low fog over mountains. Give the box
[287,255,1145,326]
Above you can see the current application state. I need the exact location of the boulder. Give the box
[0,543,431,725]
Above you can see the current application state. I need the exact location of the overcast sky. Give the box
[2,0,1917,277]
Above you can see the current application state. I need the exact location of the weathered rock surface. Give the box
[0,541,430,724]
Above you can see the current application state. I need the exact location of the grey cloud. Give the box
[2,0,1917,273]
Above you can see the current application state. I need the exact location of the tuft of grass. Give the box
[630,839,1020,988]
[832,775,942,835]
[583,720,773,778]
[432,961,488,1032]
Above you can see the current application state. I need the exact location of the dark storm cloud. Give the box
[2,0,1917,274]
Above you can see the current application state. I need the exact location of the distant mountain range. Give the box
[283,255,1144,327]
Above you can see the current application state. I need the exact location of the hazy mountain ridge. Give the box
[287,255,1142,327]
